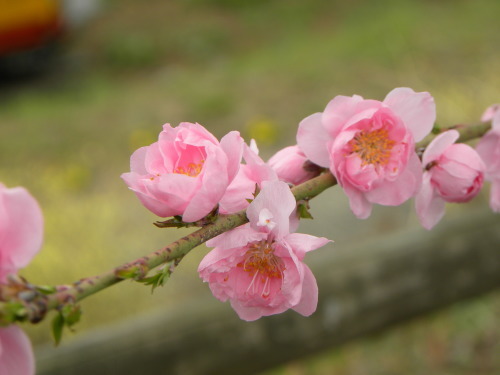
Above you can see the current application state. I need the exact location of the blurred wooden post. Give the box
[36,209,500,375]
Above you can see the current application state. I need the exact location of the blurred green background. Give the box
[1,0,499,373]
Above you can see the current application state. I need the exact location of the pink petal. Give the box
[218,168,256,214]
[292,265,318,317]
[183,146,228,222]
[296,113,331,167]
[173,122,219,146]
[219,131,244,182]
[341,155,379,191]
[129,146,149,175]
[422,130,459,166]
[229,299,287,322]
[383,87,436,142]
[268,145,317,185]
[493,110,500,131]
[365,152,423,206]
[342,183,373,219]
[481,104,500,123]
[284,233,332,260]
[322,95,369,138]
[489,180,500,212]
[205,225,266,250]
[441,144,485,176]
[242,143,278,184]
[415,173,446,230]
[0,186,43,279]
[476,130,500,180]
[148,142,175,174]
[0,326,35,375]
[246,181,296,237]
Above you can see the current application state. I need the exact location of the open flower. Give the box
[121,122,243,222]
[0,183,43,375]
[268,145,321,185]
[297,87,436,218]
[476,109,500,212]
[416,130,485,229]
[199,181,330,321]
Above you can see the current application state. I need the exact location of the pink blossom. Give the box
[0,184,44,283]
[268,145,321,185]
[121,122,243,222]
[0,183,42,375]
[297,88,436,218]
[476,109,500,212]
[416,130,485,229]
[0,326,35,375]
[218,142,278,214]
[198,181,330,321]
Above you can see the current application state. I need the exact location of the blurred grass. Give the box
[1,0,499,373]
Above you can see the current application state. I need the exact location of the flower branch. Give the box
[1,87,498,374]
[0,170,337,327]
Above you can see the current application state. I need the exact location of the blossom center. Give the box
[174,161,204,177]
[237,241,285,297]
[348,128,395,166]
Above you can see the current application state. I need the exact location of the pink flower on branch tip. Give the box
[416,130,485,229]
[0,183,42,375]
[297,87,436,219]
[198,181,331,321]
[268,145,321,185]
[121,122,244,222]
[476,109,500,212]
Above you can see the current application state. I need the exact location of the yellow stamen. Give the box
[174,160,204,177]
[237,241,285,297]
[348,128,395,166]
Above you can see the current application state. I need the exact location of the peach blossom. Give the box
[416,130,485,229]
[297,87,435,218]
[0,184,43,283]
[0,183,42,375]
[121,122,243,222]
[268,145,320,185]
[199,181,330,321]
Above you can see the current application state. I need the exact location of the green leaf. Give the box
[0,302,25,324]
[115,262,149,280]
[297,202,314,219]
[62,304,82,328]
[36,285,57,295]
[431,124,441,134]
[137,260,176,293]
[154,215,186,228]
[52,313,64,346]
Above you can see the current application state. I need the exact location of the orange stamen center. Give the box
[237,241,285,298]
[174,160,204,177]
[348,128,395,166]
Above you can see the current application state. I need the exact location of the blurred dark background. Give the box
[1,0,499,374]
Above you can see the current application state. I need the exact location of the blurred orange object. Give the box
[0,0,64,56]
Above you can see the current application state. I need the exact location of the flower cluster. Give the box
[2,88,498,374]
[119,91,499,323]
